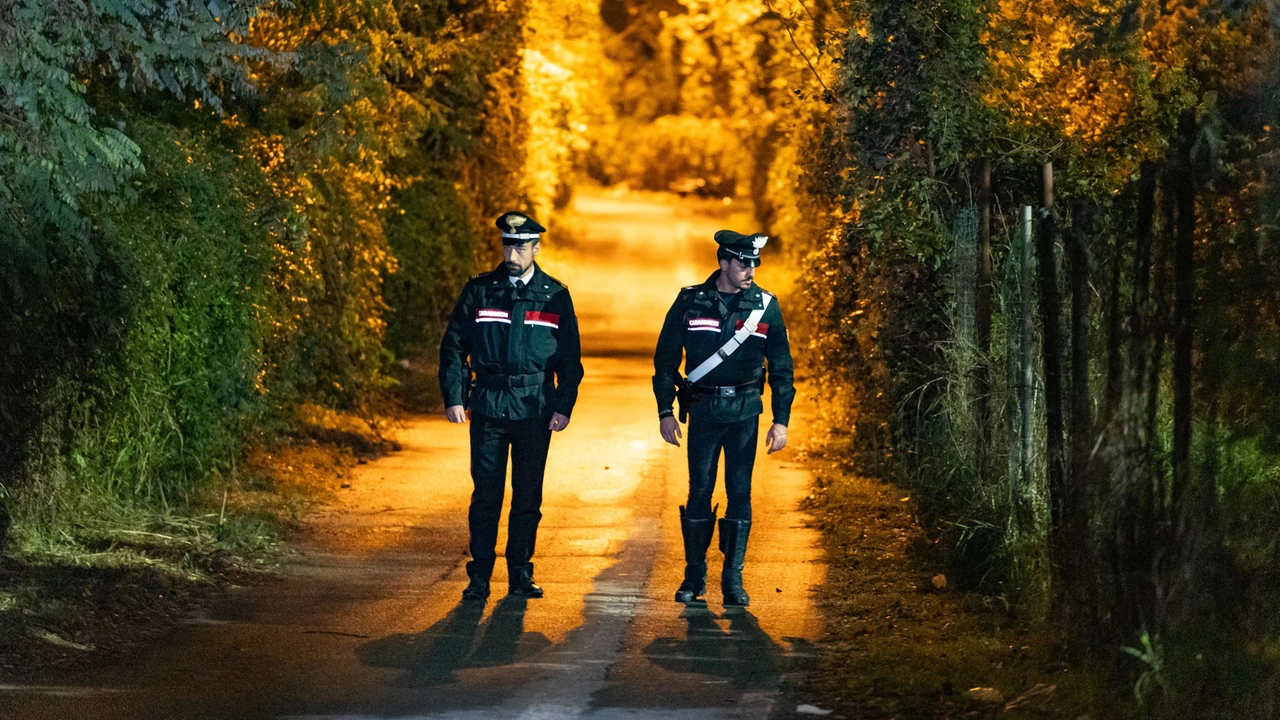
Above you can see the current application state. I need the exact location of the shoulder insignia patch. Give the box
[541,272,568,290]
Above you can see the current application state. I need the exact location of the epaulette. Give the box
[541,272,568,290]
[679,285,707,301]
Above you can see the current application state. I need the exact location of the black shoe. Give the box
[462,560,492,601]
[718,518,752,606]
[462,576,490,600]
[674,505,717,603]
[508,562,544,598]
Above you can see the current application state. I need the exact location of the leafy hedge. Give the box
[799,0,1280,712]
[0,0,543,549]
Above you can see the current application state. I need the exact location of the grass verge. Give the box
[0,406,398,680]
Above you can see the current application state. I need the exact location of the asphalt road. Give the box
[2,190,828,720]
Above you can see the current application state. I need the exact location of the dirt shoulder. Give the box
[791,443,1119,720]
[0,415,397,681]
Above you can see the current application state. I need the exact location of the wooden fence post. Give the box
[1037,162,1068,556]
[1019,205,1035,506]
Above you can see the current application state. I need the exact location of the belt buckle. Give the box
[717,386,736,398]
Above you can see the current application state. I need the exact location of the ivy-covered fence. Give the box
[801,0,1280,712]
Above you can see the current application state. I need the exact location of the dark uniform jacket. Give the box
[439,263,584,421]
[653,271,795,426]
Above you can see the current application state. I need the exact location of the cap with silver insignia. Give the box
[496,211,547,245]
[713,229,768,267]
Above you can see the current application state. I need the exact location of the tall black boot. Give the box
[462,559,493,601]
[674,505,717,603]
[718,518,752,606]
[508,561,544,598]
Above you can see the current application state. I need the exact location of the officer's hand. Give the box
[549,412,570,432]
[765,423,788,454]
[445,405,468,423]
[660,416,682,447]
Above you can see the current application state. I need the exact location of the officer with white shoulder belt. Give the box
[652,230,796,606]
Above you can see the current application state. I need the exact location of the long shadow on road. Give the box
[355,597,548,688]
[642,606,816,693]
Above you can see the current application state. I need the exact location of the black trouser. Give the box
[468,413,553,572]
[686,415,758,522]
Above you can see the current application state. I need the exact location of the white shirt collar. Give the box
[509,265,535,286]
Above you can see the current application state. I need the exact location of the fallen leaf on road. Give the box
[795,704,833,716]
[966,687,1004,704]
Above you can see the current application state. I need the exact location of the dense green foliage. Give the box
[1,0,271,539]
[797,0,1280,713]
[0,0,539,549]
[8,117,276,533]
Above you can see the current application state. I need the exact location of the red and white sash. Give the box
[686,294,773,383]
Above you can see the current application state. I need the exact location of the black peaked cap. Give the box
[713,229,768,267]
[496,211,546,244]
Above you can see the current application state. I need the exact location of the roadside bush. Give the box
[385,172,478,363]
[0,0,551,556]
[10,117,274,539]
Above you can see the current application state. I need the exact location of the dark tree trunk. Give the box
[1172,116,1195,516]
[1149,170,1175,450]
[1114,163,1159,635]
[1069,200,1093,484]
[1099,205,1128,642]
[1066,200,1095,631]
[1038,162,1069,571]
[1104,215,1126,424]
[1171,113,1208,624]
[1142,163,1177,627]
[1129,163,1158,413]
[1068,198,1094,524]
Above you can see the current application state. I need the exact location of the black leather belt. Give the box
[688,381,760,398]
[474,371,550,389]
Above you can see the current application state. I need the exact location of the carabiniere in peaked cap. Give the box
[496,211,547,245]
[713,229,768,267]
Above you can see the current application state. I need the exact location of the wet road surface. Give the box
[2,190,827,719]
